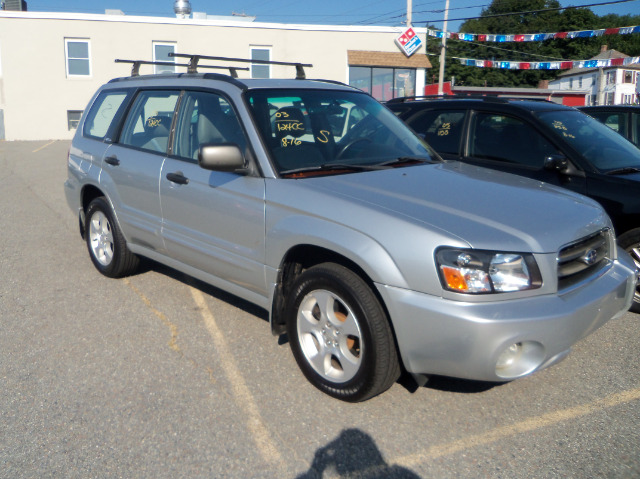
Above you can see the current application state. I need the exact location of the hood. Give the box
[299,162,609,254]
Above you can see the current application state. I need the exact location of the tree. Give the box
[426,0,640,88]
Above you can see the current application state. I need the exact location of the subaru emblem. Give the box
[581,249,598,265]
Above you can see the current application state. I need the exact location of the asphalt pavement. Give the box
[1,140,638,478]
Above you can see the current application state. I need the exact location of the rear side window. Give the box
[119,90,180,154]
[405,109,465,155]
[83,91,128,140]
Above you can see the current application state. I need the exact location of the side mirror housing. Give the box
[544,155,569,173]
[198,144,247,173]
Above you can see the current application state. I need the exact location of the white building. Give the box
[549,45,640,106]
[0,10,430,140]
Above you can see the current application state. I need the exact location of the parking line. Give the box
[123,278,180,353]
[189,286,285,469]
[32,140,57,153]
[394,387,640,469]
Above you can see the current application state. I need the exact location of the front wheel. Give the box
[85,197,139,278]
[286,263,400,402]
[618,229,640,313]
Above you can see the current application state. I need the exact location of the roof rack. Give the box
[170,53,313,79]
[114,59,249,78]
[387,94,553,104]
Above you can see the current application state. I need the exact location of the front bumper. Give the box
[377,250,637,382]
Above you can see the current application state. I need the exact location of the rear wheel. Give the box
[85,197,139,278]
[286,262,400,402]
[618,229,640,313]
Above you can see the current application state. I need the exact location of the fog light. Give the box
[496,342,522,370]
[495,341,545,379]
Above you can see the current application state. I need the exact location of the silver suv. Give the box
[64,59,637,401]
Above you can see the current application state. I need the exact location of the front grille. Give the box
[558,229,611,289]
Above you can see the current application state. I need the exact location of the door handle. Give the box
[104,156,120,166]
[166,172,189,185]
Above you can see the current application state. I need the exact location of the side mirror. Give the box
[198,144,246,173]
[544,155,569,173]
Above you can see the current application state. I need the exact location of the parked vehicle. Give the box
[388,96,640,312]
[579,105,640,148]
[65,58,637,401]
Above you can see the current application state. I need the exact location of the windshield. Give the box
[536,109,640,173]
[246,88,435,176]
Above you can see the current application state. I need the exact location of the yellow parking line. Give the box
[32,140,58,153]
[190,286,285,469]
[394,387,640,468]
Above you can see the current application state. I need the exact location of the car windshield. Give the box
[536,109,640,174]
[246,88,435,176]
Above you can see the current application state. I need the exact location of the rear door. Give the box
[102,89,180,252]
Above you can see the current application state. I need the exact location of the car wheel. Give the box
[286,262,400,402]
[85,197,139,278]
[618,229,640,313]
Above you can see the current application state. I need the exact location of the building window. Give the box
[624,70,634,83]
[65,39,90,77]
[578,76,583,88]
[153,42,176,74]
[605,92,615,105]
[67,111,83,130]
[569,78,574,89]
[592,74,596,87]
[250,47,271,79]
[348,66,416,101]
[605,71,616,85]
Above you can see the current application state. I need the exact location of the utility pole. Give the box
[438,0,450,95]
[407,0,412,25]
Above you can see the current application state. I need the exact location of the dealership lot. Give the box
[1,140,639,478]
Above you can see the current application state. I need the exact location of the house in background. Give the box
[548,45,640,105]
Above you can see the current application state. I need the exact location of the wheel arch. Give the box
[79,184,107,238]
[269,243,401,357]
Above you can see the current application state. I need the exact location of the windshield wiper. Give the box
[376,156,439,167]
[280,163,388,176]
[605,167,640,176]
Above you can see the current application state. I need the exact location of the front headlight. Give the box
[436,248,542,294]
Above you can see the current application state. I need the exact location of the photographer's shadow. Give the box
[297,428,420,479]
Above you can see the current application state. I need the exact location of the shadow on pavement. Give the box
[297,429,421,479]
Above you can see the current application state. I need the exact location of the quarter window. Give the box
[119,90,179,154]
[65,39,91,77]
[83,91,128,140]
[67,111,83,130]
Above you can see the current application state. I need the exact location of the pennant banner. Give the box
[429,25,640,42]
[455,55,640,70]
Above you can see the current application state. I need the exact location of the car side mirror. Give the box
[544,155,569,173]
[198,144,247,173]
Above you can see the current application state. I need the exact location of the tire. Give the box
[85,197,139,278]
[286,262,400,402]
[618,229,640,314]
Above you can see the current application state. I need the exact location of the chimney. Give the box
[538,79,549,89]
[600,45,608,53]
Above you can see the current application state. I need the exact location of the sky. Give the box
[24,0,640,31]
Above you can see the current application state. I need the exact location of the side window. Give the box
[119,90,179,154]
[469,113,558,168]
[633,112,640,147]
[406,109,465,155]
[173,91,247,160]
[83,91,128,140]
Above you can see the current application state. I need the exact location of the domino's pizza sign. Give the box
[395,27,423,57]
